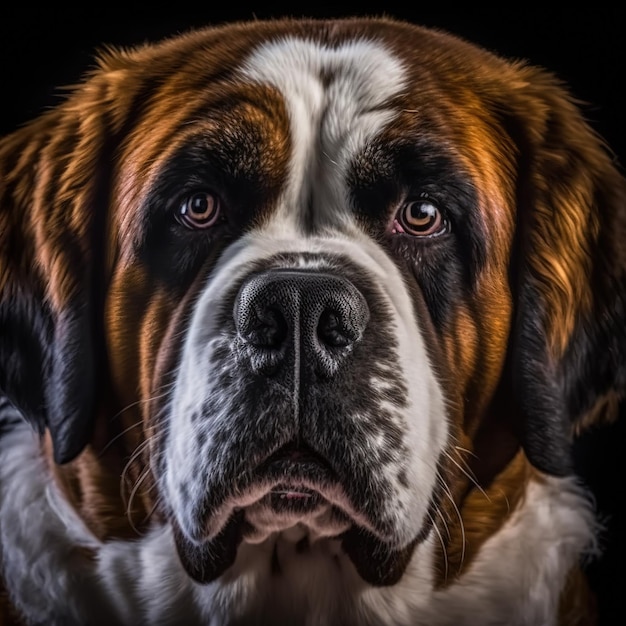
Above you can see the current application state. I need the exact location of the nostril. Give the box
[246,307,288,349]
[317,309,351,348]
[234,269,370,378]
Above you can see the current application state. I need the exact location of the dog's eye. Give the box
[176,191,221,229]
[393,198,447,237]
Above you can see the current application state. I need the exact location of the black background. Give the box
[0,3,625,167]
[1,3,625,623]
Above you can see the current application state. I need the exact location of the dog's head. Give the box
[1,17,624,586]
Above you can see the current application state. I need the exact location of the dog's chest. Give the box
[0,418,594,626]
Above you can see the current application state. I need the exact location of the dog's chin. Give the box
[171,482,424,587]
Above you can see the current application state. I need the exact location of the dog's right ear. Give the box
[0,55,140,463]
[0,104,108,463]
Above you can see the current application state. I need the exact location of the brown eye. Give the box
[395,199,445,237]
[177,191,220,229]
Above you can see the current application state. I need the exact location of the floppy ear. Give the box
[504,66,626,476]
[0,83,114,463]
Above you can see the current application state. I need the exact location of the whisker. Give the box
[453,444,478,459]
[125,467,153,535]
[431,509,449,582]
[121,438,153,508]
[99,419,144,456]
[435,501,452,541]
[99,382,176,457]
[438,475,466,569]
[442,449,490,501]
[107,382,175,424]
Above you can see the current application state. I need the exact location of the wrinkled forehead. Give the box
[114,26,513,254]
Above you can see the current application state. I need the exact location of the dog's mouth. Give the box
[170,442,424,587]
[267,485,323,514]
[270,485,317,506]
[186,443,357,545]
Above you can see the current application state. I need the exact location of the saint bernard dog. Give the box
[0,15,624,626]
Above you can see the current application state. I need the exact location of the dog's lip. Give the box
[193,442,383,543]
[171,441,430,586]
[175,441,400,549]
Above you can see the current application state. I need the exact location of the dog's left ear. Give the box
[501,66,626,476]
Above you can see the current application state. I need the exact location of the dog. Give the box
[0,15,624,626]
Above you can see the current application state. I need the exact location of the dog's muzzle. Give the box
[167,259,434,587]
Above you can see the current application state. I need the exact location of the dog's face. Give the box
[108,23,514,584]
[1,17,624,593]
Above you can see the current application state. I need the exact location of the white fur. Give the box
[240,37,406,230]
[0,415,597,625]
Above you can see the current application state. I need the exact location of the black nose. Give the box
[234,270,370,378]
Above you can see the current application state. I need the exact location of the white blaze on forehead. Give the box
[241,36,406,230]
